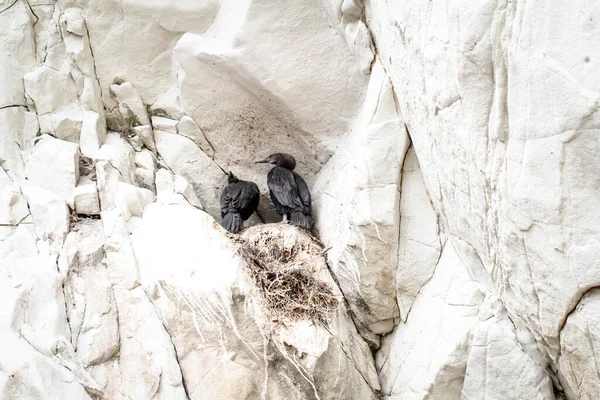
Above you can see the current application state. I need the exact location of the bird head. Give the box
[255,153,296,170]
[227,172,239,183]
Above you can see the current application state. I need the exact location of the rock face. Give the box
[1,0,598,399]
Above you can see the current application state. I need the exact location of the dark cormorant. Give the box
[220,172,260,233]
[255,153,311,228]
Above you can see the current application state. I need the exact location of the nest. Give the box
[235,225,338,325]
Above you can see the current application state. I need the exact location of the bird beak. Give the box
[255,159,269,164]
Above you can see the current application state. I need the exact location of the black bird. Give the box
[220,172,260,233]
[255,153,311,228]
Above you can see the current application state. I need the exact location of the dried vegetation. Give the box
[234,225,338,325]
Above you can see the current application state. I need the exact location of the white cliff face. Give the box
[1,0,598,399]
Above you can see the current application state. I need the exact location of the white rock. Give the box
[80,111,107,158]
[75,1,219,106]
[113,182,155,221]
[150,87,182,119]
[377,241,484,398]
[95,161,121,212]
[132,203,380,399]
[0,0,36,107]
[313,60,408,334]
[0,226,97,398]
[558,289,600,399]
[154,169,202,210]
[74,177,100,215]
[365,1,600,389]
[38,110,106,158]
[96,133,136,184]
[20,182,70,241]
[0,167,29,225]
[38,108,83,143]
[135,168,156,193]
[134,149,157,172]
[109,81,151,126]
[129,125,156,154]
[154,130,224,218]
[172,175,201,209]
[24,65,79,115]
[396,147,441,321]
[462,300,554,399]
[151,116,178,133]
[100,212,187,399]
[63,221,119,368]
[25,134,80,207]
[176,116,214,158]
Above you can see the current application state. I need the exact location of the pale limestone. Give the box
[20,182,70,240]
[132,203,380,399]
[74,177,100,215]
[0,167,29,225]
[151,116,178,134]
[109,81,151,126]
[176,116,214,159]
[25,134,80,207]
[154,130,224,218]
[1,0,598,397]
[313,60,408,334]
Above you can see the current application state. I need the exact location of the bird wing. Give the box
[268,167,302,209]
[220,184,239,217]
[221,181,260,217]
[293,172,311,214]
[235,181,260,216]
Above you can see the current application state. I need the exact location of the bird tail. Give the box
[290,212,310,228]
[221,212,243,233]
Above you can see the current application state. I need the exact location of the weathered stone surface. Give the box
[558,289,600,399]
[132,203,380,399]
[378,241,554,399]
[25,134,80,207]
[396,147,441,321]
[21,182,70,241]
[99,210,187,399]
[130,125,156,154]
[0,167,29,225]
[154,130,224,218]
[2,0,599,397]
[313,60,408,334]
[74,177,100,215]
[63,220,119,368]
[109,81,151,127]
[0,223,98,399]
[151,116,178,134]
[366,0,600,396]
[176,116,214,159]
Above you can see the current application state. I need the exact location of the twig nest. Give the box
[235,223,338,325]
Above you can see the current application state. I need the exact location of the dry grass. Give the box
[234,225,338,325]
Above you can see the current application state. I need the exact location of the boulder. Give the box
[151,116,178,134]
[73,177,100,216]
[20,182,70,241]
[25,134,80,207]
[154,130,224,218]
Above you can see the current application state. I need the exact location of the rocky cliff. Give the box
[1,0,598,399]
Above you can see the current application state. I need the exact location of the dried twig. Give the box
[234,229,338,326]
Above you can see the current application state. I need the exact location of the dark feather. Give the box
[267,167,312,219]
[220,177,260,232]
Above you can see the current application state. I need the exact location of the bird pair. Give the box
[220,153,312,233]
